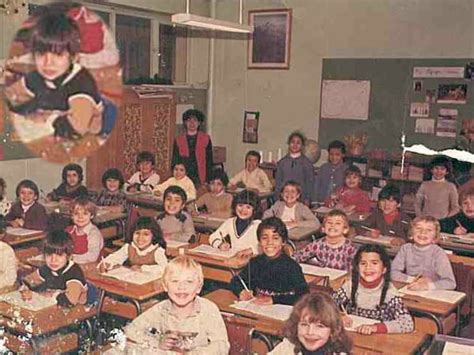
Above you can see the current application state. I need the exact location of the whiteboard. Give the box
[321,80,370,120]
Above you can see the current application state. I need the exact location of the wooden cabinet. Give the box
[86,87,176,190]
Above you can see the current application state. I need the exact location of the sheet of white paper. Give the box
[0,291,57,311]
[6,227,42,236]
[300,264,347,280]
[230,300,293,321]
[344,315,379,332]
[103,267,159,285]
[441,233,474,244]
[442,341,474,355]
[354,235,394,247]
[398,286,465,304]
[189,244,243,258]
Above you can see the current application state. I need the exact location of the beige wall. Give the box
[211,0,474,176]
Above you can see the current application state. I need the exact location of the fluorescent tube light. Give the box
[172,13,253,33]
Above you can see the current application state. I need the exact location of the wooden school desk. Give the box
[125,191,163,213]
[428,334,474,354]
[205,289,431,355]
[82,263,165,319]
[5,228,46,248]
[192,215,226,232]
[0,293,97,353]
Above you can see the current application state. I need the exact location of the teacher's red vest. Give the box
[175,132,209,184]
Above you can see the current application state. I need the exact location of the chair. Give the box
[222,313,256,355]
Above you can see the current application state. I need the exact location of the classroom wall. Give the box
[210,0,474,176]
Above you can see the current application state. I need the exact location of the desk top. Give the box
[205,289,429,355]
[125,192,163,208]
[192,215,226,231]
[5,230,46,247]
[288,226,318,241]
[0,298,96,335]
[82,263,165,302]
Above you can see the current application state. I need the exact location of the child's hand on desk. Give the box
[130,265,142,272]
[219,242,231,251]
[369,229,381,238]
[253,296,273,305]
[408,276,431,290]
[11,218,24,228]
[390,237,405,246]
[239,290,254,301]
[98,262,111,273]
[341,315,353,328]
[153,190,162,197]
[454,225,467,235]
[356,324,378,335]
[19,287,33,301]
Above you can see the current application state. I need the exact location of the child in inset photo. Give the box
[0,215,17,290]
[6,11,103,141]
[0,178,12,216]
[48,163,89,202]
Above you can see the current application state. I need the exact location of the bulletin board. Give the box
[318,58,474,152]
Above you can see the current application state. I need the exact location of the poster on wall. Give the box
[436,108,458,137]
[410,102,430,117]
[320,80,370,120]
[413,67,465,78]
[437,84,467,104]
[243,111,260,144]
[415,118,435,134]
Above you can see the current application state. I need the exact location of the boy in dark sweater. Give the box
[229,217,308,305]
[440,187,474,234]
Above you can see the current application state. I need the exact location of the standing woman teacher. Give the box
[172,109,213,187]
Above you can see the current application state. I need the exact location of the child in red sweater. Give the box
[325,165,371,214]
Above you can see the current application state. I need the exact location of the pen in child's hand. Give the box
[411,273,422,284]
[340,303,348,315]
[237,274,250,292]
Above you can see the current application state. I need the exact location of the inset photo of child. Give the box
[3,2,122,163]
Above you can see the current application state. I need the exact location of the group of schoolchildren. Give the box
[0,123,472,354]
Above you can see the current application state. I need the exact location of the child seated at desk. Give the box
[440,187,474,234]
[263,180,320,231]
[230,217,308,305]
[293,209,357,270]
[6,179,47,231]
[0,177,12,216]
[66,198,103,264]
[125,151,161,193]
[194,169,232,218]
[391,216,456,290]
[325,165,371,214]
[157,186,195,243]
[313,140,348,203]
[154,162,196,201]
[360,184,411,243]
[22,230,87,307]
[0,216,17,290]
[124,256,229,354]
[47,163,89,202]
[95,168,127,213]
[333,244,414,334]
[100,216,167,275]
[270,292,352,354]
[209,189,261,255]
[414,156,459,219]
[228,150,273,193]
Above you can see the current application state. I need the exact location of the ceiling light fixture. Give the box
[172,0,253,34]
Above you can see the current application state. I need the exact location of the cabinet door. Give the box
[86,88,176,190]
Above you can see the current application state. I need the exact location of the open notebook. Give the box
[300,264,347,280]
[398,286,465,304]
[344,315,379,332]
[0,291,57,311]
[442,341,474,355]
[230,300,293,321]
[6,227,43,236]
[440,233,474,245]
[102,267,159,285]
[189,244,244,259]
[354,235,394,247]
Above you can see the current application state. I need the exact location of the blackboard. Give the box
[318,58,474,153]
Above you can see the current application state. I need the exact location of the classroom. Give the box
[0,0,473,354]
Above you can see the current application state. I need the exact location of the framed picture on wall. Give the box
[248,9,292,69]
[243,111,260,143]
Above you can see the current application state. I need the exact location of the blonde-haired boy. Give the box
[125,256,229,354]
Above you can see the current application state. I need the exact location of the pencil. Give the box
[237,274,250,292]
[360,225,375,232]
[456,220,464,228]
[411,273,422,283]
[341,303,348,315]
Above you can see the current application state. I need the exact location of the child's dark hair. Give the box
[102,168,124,189]
[328,140,346,155]
[15,179,39,198]
[209,169,229,186]
[172,161,187,172]
[344,164,362,178]
[43,230,74,256]
[231,190,259,219]
[280,180,302,201]
[182,109,205,123]
[245,150,261,163]
[31,11,81,56]
[164,185,187,204]
[429,156,452,172]
[136,151,155,166]
[287,131,306,146]
[132,216,166,249]
[378,184,401,204]
[257,217,288,243]
[351,244,391,309]
[284,292,352,354]
[62,163,83,183]
[0,215,6,235]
